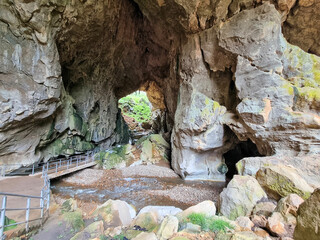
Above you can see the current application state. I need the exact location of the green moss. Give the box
[103,151,125,170]
[235,161,243,175]
[186,213,234,233]
[282,83,294,95]
[228,205,246,221]
[298,87,320,101]
[213,101,220,110]
[63,210,84,232]
[267,174,311,200]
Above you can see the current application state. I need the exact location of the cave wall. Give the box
[0,0,319,179]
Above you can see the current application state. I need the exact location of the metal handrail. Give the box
[0,150,98,177]
[0,149,98,239]
[0,172,50,239]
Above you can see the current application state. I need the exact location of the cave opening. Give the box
[223,139,263,180]
[118,90,153,138]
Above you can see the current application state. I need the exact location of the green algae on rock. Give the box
[256,165,314,200]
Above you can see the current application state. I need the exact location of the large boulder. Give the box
[92,199,136,227]
[294,188,320,240]
[236,156,320,188]
[256,165,314,200]
[219,175,267,220]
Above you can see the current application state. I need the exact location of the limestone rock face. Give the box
[219,175,267,220]
[219,3,320,157]
[171,83,229,180]
[0,1,63,166]
[1,0,319,177]
[294,189,320,240]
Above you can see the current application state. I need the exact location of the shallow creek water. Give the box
[51,174,226,211]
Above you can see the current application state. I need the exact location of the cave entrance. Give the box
[223,139,262,180]
[118,90,153,141]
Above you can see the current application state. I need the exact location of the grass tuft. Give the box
[187,213,234,233]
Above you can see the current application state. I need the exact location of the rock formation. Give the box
[0,0,319,180]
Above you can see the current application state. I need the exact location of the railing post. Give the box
[25,198,30,233]
[32,164,35,175]
[67,160,69,170]
[46,162,49,173]
[40,190,44,223]
[46,181,50,211]
[1,166,5,177]
[76,157,79,167]
[0,196,7,238]
[59,159,61,168]
[42,165,44,177]
[55,163,58,173]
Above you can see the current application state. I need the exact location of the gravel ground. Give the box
[146,185,222,205]
[121,165,179,178]
[61,168,104,185]
[53,165,225,210]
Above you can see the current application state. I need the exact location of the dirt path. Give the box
[0,176,44,236]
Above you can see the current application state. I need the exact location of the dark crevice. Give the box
[224,139,263,179]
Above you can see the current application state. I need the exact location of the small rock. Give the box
[176,200,216,221]
[230,231,265,240]
[253,201,276,217]
[219,175,267,220]
[253,227,270,238]
[157,215,179,240]
[179,222,202,234]
[71,220,104,240]
[138,205,182,222]
[251,215,268,228]
[235,216,254,231]
[267,212,287,237]
[131,212,158,231]
[61,198,77,213]
[93,199,136,227]
[132,232,158,240]
[275,194,304,217]
[105,226,122,237]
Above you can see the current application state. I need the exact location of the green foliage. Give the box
[113,234,126,240]
[186,213,234,233]
[4,216,17,231]
[118,91,152,123]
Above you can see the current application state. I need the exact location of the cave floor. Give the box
[51,165,226,214]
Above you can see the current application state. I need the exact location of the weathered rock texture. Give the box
[294,188,320,240]
[0,0,319,180]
